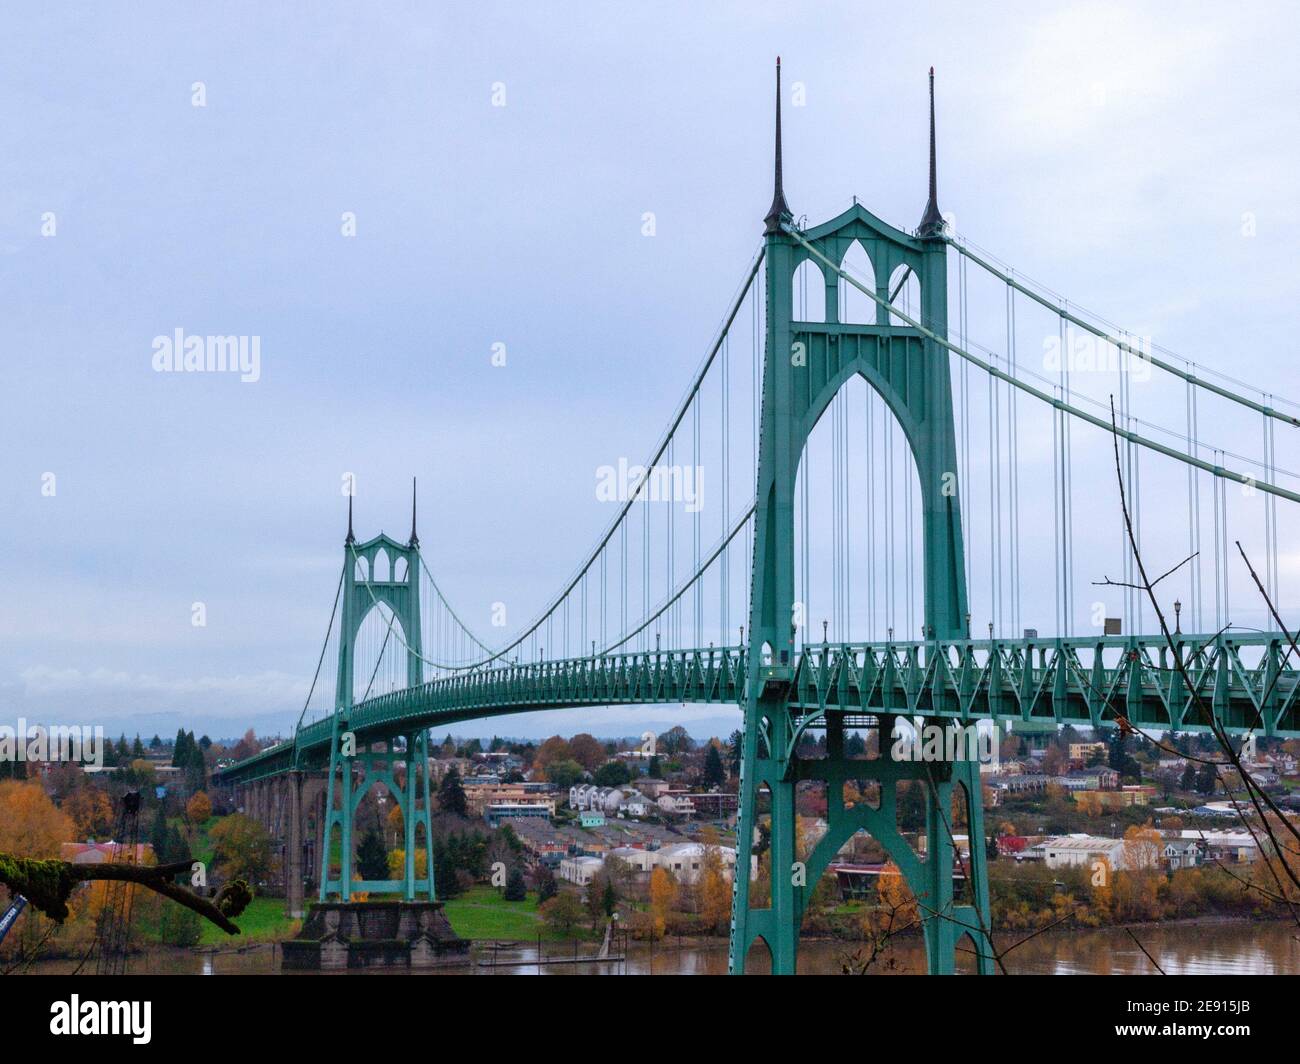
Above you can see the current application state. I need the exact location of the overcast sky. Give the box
[3,2,1298,742]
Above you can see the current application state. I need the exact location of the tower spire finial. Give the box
[763,57,792,235]
[409,477,419,547]
[346,492,355,545]
[918,66,945,238]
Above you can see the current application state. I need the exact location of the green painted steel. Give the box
[724,58,989,974]
[316,530,436,903]
[221,632,1300,786]
[215,68,1300,975]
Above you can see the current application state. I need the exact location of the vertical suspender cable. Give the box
[1119,337,1132,630]
[844,378,852,641]
[722,332,730,646]
[1060,304,1075,635]
[1186,370,1202,632]
[693,399,702,645]
[989,311,1000,637]
[1212,453,1224,628]
[666,436,673,650]
[960,255,972,607]
[1008,282,1021,636]
[832,392,841,639]
[886,418,894,632]
[866,388,876,640]
[1263,400,1279,606]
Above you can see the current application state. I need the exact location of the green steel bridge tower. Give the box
[317,493,436,903]
[730,62,990,975]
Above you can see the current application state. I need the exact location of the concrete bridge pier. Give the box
[286,770,305,919]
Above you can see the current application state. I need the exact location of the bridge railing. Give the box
[217,631,1300,784]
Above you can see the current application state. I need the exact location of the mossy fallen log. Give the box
[0,853,249,935]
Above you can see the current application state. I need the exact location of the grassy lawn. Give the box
[199,896,300,946]
[442,886,594,942]
[164,815,215,866]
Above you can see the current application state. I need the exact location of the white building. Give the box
[1179,830,1261,864]
[568,784,634,814]
[657,794,696,817]
[606,846,657,873]
[1033,834,1126,871]
[558,855,604,885]
[652,842,738,884]
[618,795,653,817]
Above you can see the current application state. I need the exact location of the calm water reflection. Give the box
[27,920,1300,975]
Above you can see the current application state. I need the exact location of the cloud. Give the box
[19,664,304,697]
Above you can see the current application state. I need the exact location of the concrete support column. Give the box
[286,770,305,919]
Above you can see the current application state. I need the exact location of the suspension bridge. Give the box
[219,62,1300,975]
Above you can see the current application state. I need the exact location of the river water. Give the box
[27,919,1300,975]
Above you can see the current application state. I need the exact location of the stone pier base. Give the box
[281,901,470,971]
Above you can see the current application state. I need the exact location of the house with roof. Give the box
[1162,838,1204,870]
[61,842,154,865]
[558,855,604,885]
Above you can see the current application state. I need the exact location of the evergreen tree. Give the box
[497,822,523,856]
[702,745,726,787]
[431,838,461,897]
[174,728,191,766]
[164,823,192,866]
[180,732,206,791]
[727,730,743,775]
[503,866,527,901]
[1107,731,1126,771]
[132,734,145,758]
[356,828,389,881]
[897,780,926,832]
[149,803,168,855]
[535,864,558,903]
[437,765,468,817]
[594,760,632,787]
[648,755,662,779]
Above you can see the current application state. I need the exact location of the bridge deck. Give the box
[218,632,1300,784]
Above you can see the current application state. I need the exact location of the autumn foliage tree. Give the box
[0,780,73,859]
[64,786,114,840]
[209,813,272,888]
[0,782,77,958]
[567,733,605,773]
[540,891,584,936]
[872,862,918,930]
[185,791,212,826]
[698,845,731,933]
[231,729,259,762]
[649,866,677,938]
[534,736,574,774]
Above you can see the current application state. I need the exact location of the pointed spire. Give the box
[346,493,355,545]
[763,57,792,235]
[917,66,945,239]
[408,477,419,547]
